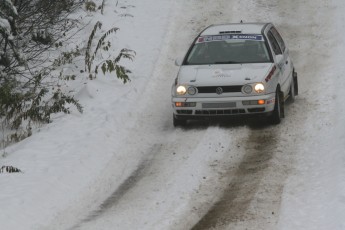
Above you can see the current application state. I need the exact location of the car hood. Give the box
[177,63,274,86]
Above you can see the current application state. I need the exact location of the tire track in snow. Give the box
[86,146,159,219]
[66,0,221,228]
[65,0,309,229]
[189,0,336,228]
[191,127,284,230]
[70,144,161,230]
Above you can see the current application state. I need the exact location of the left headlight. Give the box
[254,83,265,93]
[242,85,253,94]
[242,83,265,94]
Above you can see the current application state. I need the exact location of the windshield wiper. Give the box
[214,61,240,64]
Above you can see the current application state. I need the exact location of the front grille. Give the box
[248,108,265,113]
[202,102,236,108]
[197,85,242,94]
[195,109,245,115]
[176,110,193,115]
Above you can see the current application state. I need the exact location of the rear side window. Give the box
[267,31,282,55]
[270,27,286,52]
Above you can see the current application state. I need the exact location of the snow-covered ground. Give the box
[1,0,345,229]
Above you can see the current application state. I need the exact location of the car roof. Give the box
[200,23,270,36]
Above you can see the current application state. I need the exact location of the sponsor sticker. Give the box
[196,34,264,43]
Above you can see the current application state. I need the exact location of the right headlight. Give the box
[176,85,187,95]
[187,86,197,95]
[176,85,198,95]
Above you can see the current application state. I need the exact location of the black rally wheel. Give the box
[289,75,296,103]
[269,89,284,124]
[293,71,299,96]
[173,115,187,127]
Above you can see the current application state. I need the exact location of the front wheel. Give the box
[269,90,284,124]
[173,115,187,127]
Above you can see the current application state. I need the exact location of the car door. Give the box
[270,27,292,96]
[266,29,290,96]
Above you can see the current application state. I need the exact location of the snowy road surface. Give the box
[1,0,345,230]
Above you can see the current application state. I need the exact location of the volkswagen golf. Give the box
[171,22,298,126]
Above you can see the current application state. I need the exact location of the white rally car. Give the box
[171,23,298,126]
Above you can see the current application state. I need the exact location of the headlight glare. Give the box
[254,83,265,93]
[176,85,187,95]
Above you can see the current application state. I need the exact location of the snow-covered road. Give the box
[1,0,345,230]
[71,0,345,229]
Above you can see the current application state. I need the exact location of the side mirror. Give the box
[175,58,183,66]
[275,54,283,64]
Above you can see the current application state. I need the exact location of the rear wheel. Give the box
[289,75,296,103]
[293,71,299,96]
[289,70,298,102]
[173,115,187,127]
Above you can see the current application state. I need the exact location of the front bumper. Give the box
[172,93,275,119]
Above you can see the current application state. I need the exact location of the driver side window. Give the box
[271,27,286,52]
[267,31,282,55]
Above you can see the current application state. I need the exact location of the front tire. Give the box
[269,89,284,124]
[173,115,187,127]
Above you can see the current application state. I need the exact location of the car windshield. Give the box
[185,34,271,65]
